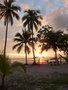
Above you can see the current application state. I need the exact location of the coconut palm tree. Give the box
[0,53,26,88]
[22,9,42,64]
[0,0,21,56]
[13,29,34,65]
[37,25,63,63]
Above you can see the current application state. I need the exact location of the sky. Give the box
[0,0,68,58]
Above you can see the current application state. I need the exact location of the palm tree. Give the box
[13,29,33,65]
[37,25,63,63]
[22,9,42,64]
[0,0,21,56]
[0,53,26,88]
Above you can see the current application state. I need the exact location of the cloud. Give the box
[47,7,68,29]
[20,3,29,10]
[44,0,57,6]
[41,16,48,25]
[64,0,68,5]
[0,0,4,3]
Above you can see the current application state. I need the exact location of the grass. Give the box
[2,73,68,90]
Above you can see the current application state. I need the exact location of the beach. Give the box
[0,63,68,90]
[10,64,68,90]
[26,64,68,77]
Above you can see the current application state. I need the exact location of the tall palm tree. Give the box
[13,29,33,65]
[37,25,63,63]
[0,0,21,56]
[22,9,42,64]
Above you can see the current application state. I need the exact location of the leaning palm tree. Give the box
[37,25,63,63]
[0,53,26,88]
[0,0,21,56]
[22,9,42,64]
[13,29,33,65]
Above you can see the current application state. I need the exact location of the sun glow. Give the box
[36,53,44,64]
[36,53,42,58]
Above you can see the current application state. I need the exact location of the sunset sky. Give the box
[0,0,68,58]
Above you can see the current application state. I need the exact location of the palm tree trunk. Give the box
[31,27,36,64]
[4,21,8,56]
[55,50,59,63]
[25,43,28,65]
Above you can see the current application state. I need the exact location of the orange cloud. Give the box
[64,0,68,5]
[41,16,48,25]
[20,3,29,10]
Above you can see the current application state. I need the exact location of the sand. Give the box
[26,64,68,76]
[0,64,68,90]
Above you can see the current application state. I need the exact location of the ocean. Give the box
[10,57,47,64]
[10,57,66,64]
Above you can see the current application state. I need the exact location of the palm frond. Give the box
[4,0,7,5]
[38,15,43,20]
[13,43,22,50]
[0,3,6,9]
[23,20,29,27]
[28,41,35,50]
[36,19,41,26]
[34,22,38,30]
[12,11,20,20]
[0,0,20,25]
[15,32,23,39]
[26,45,30,54]
[11,5,21,11]
[4,15,8,25]
[13,30,32,55]
[9,14,13,25]
[28,42,33,47]
[36,10,40,13]
[17,44,23,53]
[14,38,23,42]
[8,0,15,6]
[41,44,50,53]
[22,9,42,32]
[22,15,28,21]
[0,11,5,19]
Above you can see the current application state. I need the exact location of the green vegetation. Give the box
[37,25,68,63]
[2,73,68,90]
[0,53,26,89]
